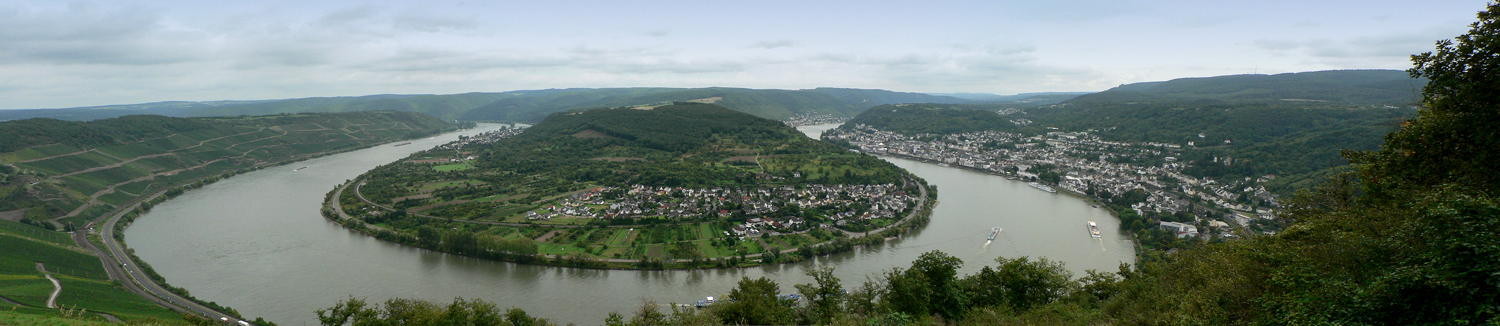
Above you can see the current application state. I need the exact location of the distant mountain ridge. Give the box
[929,92,1090,104]
[1,88,969,123]
[1074,69,1423,105]
[1,70,1423,122]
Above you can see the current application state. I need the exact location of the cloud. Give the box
[316,5,380,27]
[392,12,477,32]
[0,3,210,65]
[751,40,796,49]
[1252,29,1453,67]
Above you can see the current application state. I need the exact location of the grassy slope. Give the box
[0,220,185,324]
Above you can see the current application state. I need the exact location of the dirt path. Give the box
[0,209,24,222]
[534,230,561,242]
[35,262,60,309]
[48,153,174,179]
[16,148,90,164]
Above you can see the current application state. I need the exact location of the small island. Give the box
[325,103,934,269]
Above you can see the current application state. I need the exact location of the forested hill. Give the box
[0,111,455,230]
[1077,69,1423,105]
[511,102,801,154]
[456,87,966,122]
[843,104,1018,135]
[467,102,908,188]
[1,88,969,123]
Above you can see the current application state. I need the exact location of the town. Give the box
[781,113,850,127]
[531,183,916,236]
[824,123,1282,239]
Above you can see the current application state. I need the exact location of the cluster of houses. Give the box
[782,113,850,127]
[730,216,807,237]
[526,183,916,230]
[826,124,1281,238]
[438,126,526,150]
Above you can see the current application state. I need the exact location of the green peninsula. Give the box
[330,103,933,269]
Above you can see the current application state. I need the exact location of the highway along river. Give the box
[126,123,1134,325]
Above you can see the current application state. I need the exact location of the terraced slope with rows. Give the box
[0,111,455,230]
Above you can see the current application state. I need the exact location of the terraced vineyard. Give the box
[0,218,180,323]
[0,111,456,230]
[0,111,455,324]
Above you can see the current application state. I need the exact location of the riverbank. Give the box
[320,174,938,270]
[855,152,1141,263]
[90,125,465,324]
[125,123,1131,326]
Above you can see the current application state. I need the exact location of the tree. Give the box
[716,276,794,325]
[1101,6,1500,324]
[882,251,965,319]
[1354,2,1500,195]
[962,256,1074,312]
[793,267,844,324]
[315,297,546,326]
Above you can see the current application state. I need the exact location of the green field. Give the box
[0,274,52,307]
[0,225,185,324]
[0,220,73,247]
[0,236,106,279]
[432,163,474,172]
[55,275,184,322]
[0,308,119,326]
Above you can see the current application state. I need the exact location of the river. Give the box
[125,123,1133,325]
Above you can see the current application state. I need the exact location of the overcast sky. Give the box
[0,0,1485,109]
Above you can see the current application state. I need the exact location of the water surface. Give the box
[127,123,1132,325]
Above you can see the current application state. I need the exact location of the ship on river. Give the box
[988,227,1002,240]
[1028,182,1057,193]
[1087,221,1101,238]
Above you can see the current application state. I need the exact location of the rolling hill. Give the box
[1076,69,1423,105]
[2,88,970,123]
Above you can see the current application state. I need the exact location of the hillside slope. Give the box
[841,70,1421,194]
[0,111,455,230]
[3,88,969,123]
[1078,69,1423,105]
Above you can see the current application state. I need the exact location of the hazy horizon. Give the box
[0,0,1480,109]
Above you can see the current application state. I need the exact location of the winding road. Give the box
[72,191,245,323]
[35,263,59,309]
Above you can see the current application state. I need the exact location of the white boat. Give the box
[988,227,1001,240]
[1087,221,1101,238]
[1028,182,1056,193]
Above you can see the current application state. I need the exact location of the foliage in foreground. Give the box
[315,297,553,326]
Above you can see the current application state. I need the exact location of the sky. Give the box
[0,0,1486,109]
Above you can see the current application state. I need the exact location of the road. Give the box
[73,193,245,323]
[35,263,60,309]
